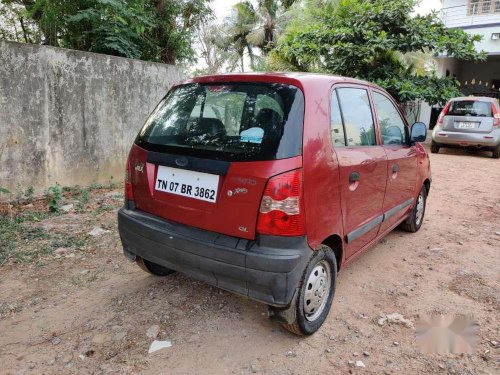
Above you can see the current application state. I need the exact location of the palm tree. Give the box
[246,0,295,55]
[225,1,258,72]
[225,1,297,71]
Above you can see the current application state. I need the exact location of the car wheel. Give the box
[430,141,440,154]
[492,144,500,159]
[281,245,337,336]
[400,186,427,233]
[136,257,175,276]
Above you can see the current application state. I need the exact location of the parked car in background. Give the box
[431,97,500,158]
[118,73,431,335]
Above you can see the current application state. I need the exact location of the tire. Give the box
[282,245,337,336]
[430,141,440,154]
[400,185,427,233]
[136,257,175,276]
[492,144,500,159]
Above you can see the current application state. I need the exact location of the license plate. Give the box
[155,166,219,203]
[455,121,477,129]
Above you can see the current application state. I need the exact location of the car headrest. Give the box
[255,108,282,138]
[196,117,226,137]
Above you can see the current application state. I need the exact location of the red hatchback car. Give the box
[118,73,431,335]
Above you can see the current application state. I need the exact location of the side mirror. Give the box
[410,122,427,143]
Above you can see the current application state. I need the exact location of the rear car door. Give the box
[371,90,417,232]
[332,86,388,259]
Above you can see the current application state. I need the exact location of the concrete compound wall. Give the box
[0,40,183,198]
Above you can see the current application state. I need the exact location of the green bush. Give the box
[47,185,63,212]
[24,186,34,203]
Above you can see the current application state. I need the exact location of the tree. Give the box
[223,0,297,71]
[225,1,258,71]
[148,0,212,64]
[0,0,212,65]
[270,0,486,105]
[196,22,229,74]
[65,0,155,59]
[246,0,296,55]
[0,2,40,43]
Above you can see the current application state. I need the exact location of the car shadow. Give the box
[436,147,493,158]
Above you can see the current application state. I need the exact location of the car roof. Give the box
[180,72,382,91]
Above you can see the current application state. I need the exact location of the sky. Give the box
[210,0,442,19]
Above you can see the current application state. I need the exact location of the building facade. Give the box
[437,0,500,98]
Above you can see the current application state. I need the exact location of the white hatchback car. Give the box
[432,97,500,158]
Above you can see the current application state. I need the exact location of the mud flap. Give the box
[267,288,299,324]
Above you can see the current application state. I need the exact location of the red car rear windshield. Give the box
[137,83,304,161]
[447,100,492,117]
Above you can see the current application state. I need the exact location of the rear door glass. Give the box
[448,100,492,117]
[138,83,304,161]
[337,88,376,146]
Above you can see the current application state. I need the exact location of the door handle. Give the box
[392,164,400,173]
[349,171,360,183]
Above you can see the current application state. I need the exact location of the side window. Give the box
[372,92,407,145]
[337,88,376,146]
[330,90,346,147]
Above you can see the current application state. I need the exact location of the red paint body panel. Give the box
[129,143,302,239]
[128,72,431,269]
[379,145,417,232]
[336,146,388,258]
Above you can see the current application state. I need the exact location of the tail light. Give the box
[437,101,451,126]
[491,104,499,127]
[256,169,305,236]
[125,159,134,202]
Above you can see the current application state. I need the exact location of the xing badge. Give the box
[134,162,144,173]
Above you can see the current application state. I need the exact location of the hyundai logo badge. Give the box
[175,157,188,167]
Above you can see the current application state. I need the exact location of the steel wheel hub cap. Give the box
[415,193,424,225]
[304,260,331,322]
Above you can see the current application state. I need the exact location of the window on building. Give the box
[469,0,480,14]
[483,0,491,12]
[468,0,500,14]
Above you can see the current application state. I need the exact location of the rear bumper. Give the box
[117,207,311,307]
[432,127,500,148]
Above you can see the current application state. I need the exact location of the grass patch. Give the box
[70,266,105,287]
[88,182,105,191]
[0,301,23,318]
[0,211,56,265]
[76,188,90,213]
[20,226,50,241]
[92,204,114,217]
[49,234,89,250]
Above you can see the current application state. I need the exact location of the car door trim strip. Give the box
[346,198,413,243]
[346,215,384,244]
[382,198,414,222]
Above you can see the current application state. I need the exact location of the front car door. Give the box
[331,86,388,259]
[370,90,417,233]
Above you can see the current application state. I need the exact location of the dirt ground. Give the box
[0,144,499,375]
